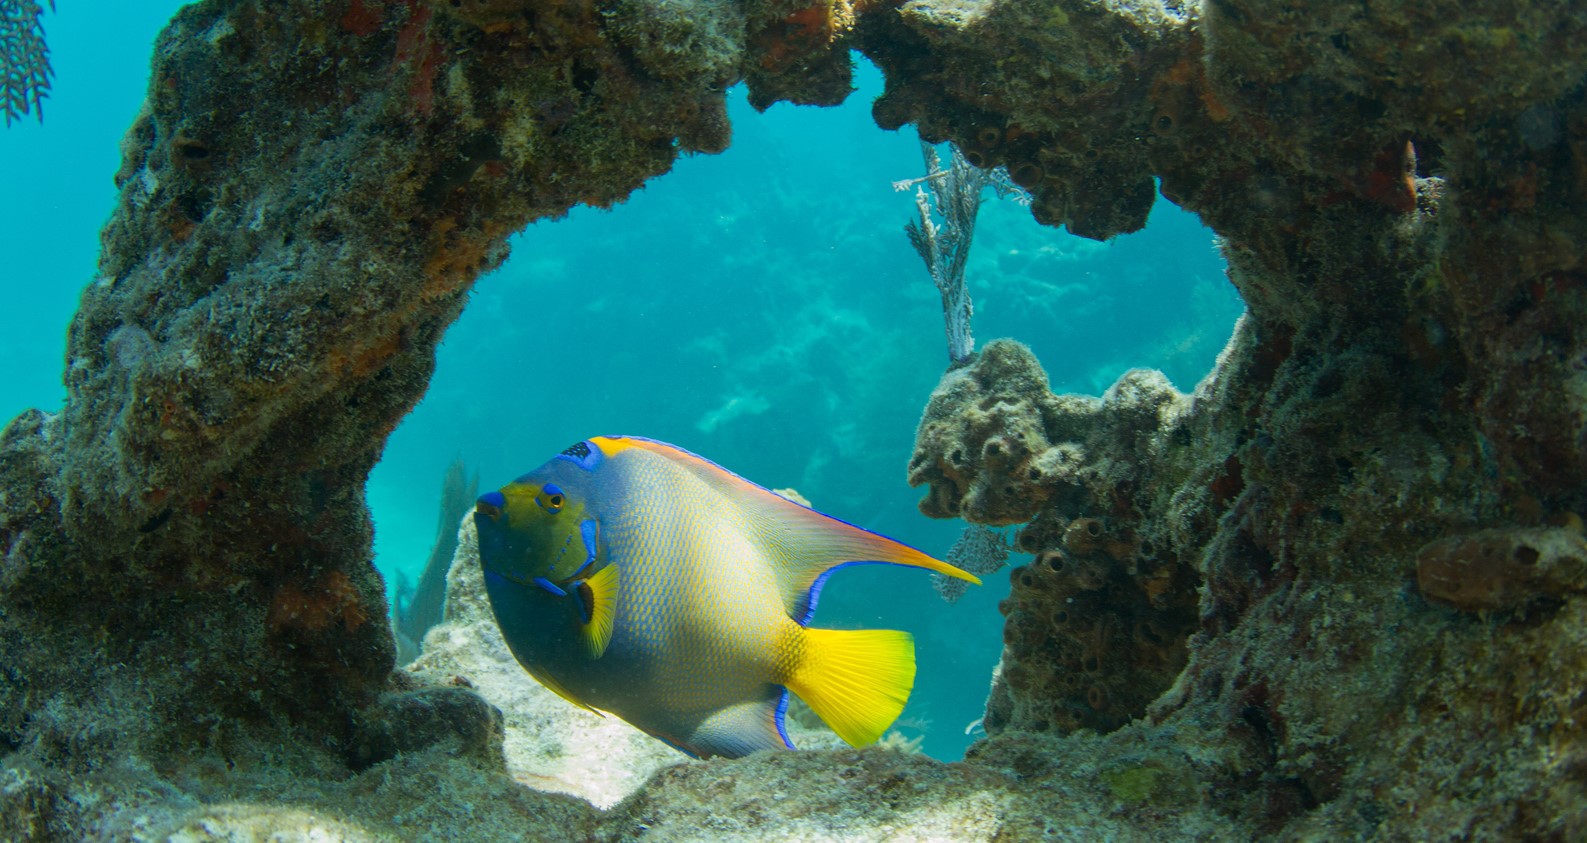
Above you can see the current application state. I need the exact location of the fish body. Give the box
[473,435,979,759]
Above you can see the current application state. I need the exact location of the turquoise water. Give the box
[1,5,1240,761]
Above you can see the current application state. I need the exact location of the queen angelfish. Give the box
[472,435,981,759]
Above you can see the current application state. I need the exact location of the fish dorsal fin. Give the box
[590,436,980,621]
[756,505,980,622]
[573,563,620,660]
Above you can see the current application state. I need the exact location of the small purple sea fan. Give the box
[935,523,1012,603]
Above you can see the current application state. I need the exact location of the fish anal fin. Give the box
[576,563,620,660]
[683,691,793,759]
[785,628,914,748]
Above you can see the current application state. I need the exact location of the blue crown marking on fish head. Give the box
[554,439,604,472]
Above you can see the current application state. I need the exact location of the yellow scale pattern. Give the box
[600,447,797,727]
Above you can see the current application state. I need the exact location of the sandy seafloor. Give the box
[0,2,1240,761]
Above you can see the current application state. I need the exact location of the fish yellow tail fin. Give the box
[786,627,916,748]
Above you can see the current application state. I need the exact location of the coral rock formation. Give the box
[911,340,1201,735]
[887,0,1587,835]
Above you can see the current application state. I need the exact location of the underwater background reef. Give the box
[1,0,1235,767]
[2,0,1586,840]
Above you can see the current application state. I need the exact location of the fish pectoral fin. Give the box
[520,663,603,716]
[573,563,620,660]
[785,627,915,749]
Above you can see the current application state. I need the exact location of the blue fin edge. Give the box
[645,729,701,759]
[802,559,937,625]
[775,688,794,750]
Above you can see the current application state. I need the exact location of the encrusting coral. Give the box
[3,0,1587,839]
[1415,526,1587,614]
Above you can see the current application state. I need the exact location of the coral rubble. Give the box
[3,0,1587,839]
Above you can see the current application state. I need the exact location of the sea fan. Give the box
[934,523,1012,603]
[393,459,479,664]
[903,141,989,366]
[2,0,53,126]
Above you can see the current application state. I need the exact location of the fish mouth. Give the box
[475,491,505,521]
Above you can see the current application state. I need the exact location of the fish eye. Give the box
[538,484,565,513]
